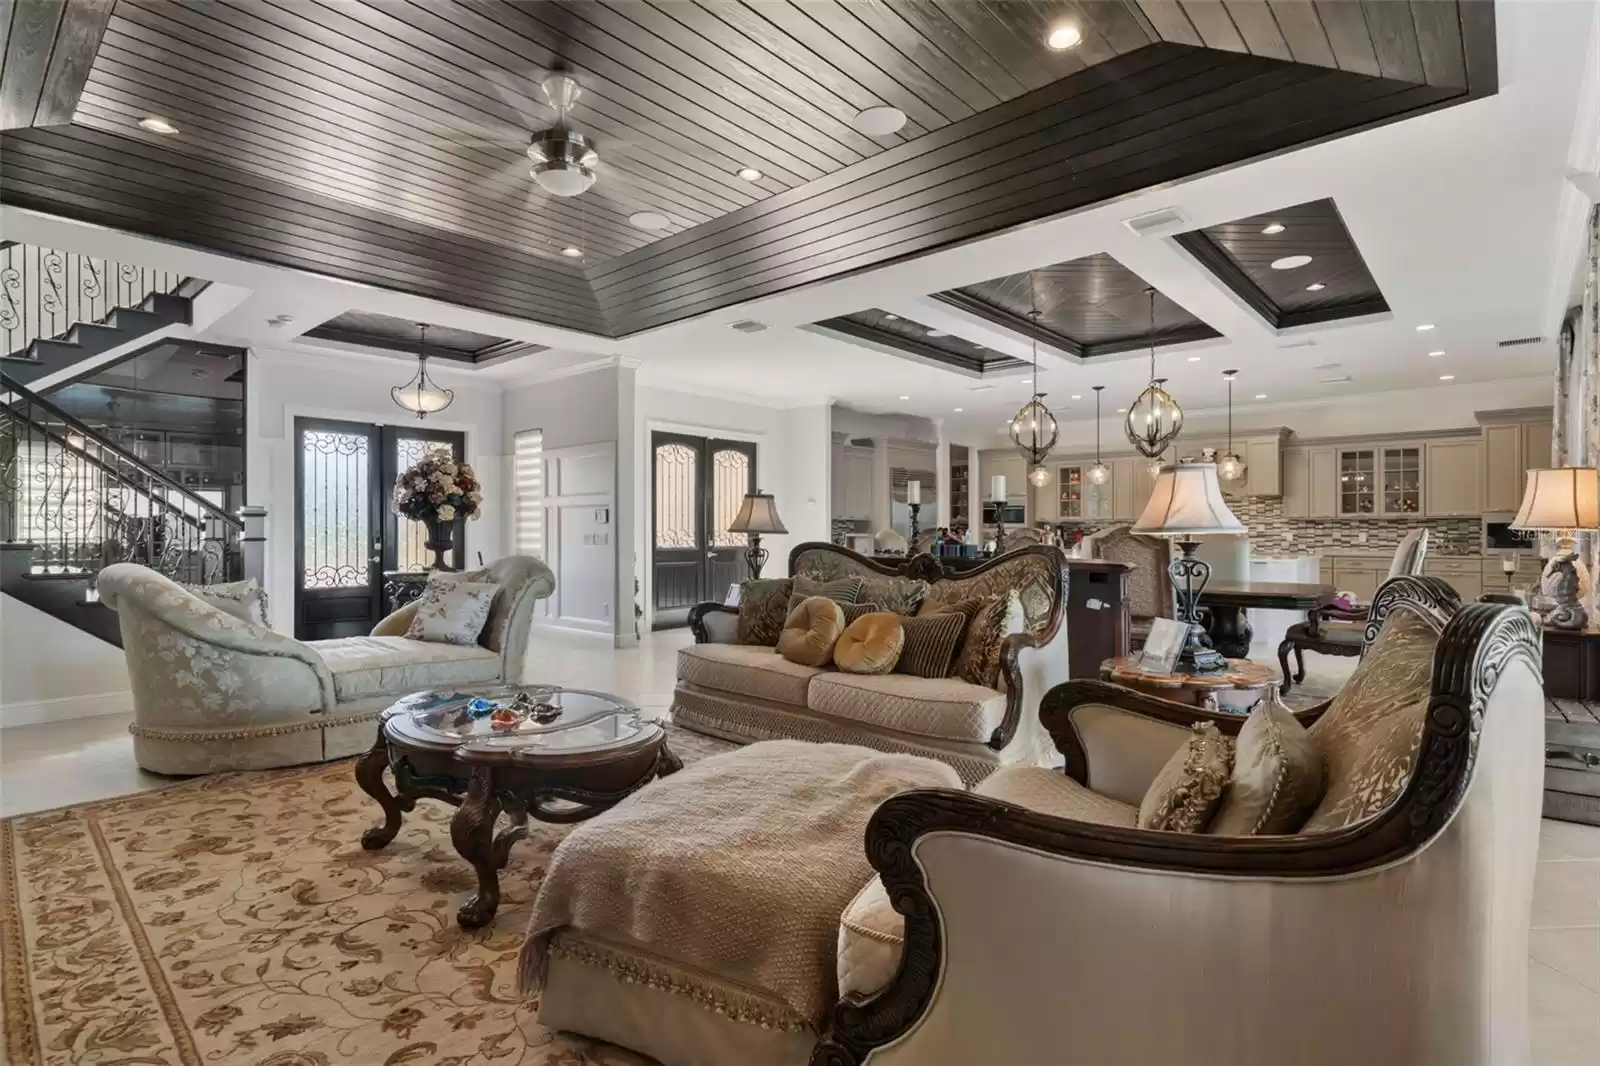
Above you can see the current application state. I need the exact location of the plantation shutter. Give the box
[514,429,544,559]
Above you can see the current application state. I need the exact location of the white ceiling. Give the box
[4,0,1595,447]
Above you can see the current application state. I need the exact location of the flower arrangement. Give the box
[393,454,483,525]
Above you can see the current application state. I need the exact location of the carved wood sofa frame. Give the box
[686,542,1068,754]
[811,575,1543,1065]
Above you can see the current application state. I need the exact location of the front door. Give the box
[650,432,756,629]
[294,418,466,640]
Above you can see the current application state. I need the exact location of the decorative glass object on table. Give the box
[389,685,652,754]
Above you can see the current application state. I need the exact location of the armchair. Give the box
[98,556,553,775]
[814,575,1545,1066]
[1279,528,1429,693]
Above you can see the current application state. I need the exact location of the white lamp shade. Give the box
[1511,467,1600,531]
[1132,462,1246,536]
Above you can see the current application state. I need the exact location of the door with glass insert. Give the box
[295,418,382,640]
[381,426,467,574]
[651,432,756,629]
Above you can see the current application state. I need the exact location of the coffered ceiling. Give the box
[812,307,1026,376]
[303,310,548,364]
[0,0,1496,340]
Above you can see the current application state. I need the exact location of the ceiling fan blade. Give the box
[483,67,552,128]
[473,157,546,207]
[418,135,527,151]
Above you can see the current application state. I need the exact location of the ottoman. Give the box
[519,740,962,1066]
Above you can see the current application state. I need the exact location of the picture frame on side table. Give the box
[1139,618,1192,676]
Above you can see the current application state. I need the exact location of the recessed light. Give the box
[925,330,946,338]
[881,313,898,320]
[1428,350,1445,357]
[899,395,910,400]
[1254,393,1268,399]
[1439,374,1455,381]
[852,106,907,136]
[628,210,670,231]
[737,167,762,181]
[1306,282,1325,292]
[1046,23,1083,50]
[1261,223,1285,235]
[139,116,179,135]
[1186,355,1201,362]
[1070,394,1082,400]
[1270,255,1313,270]
[1115,408,1127,414]
[1416,323,1436,331]
[560,246,583,258]
[953,407,963,412]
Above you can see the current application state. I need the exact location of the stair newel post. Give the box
[240,504,267,592]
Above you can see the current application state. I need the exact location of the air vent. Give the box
[1496,335,1543,348]
[730,319,768,333]
[1278,339,1317,350]
[968,384,996,392]
[1320,375,1352,384]
[1313,361,1343,370]
[1122,206,1190,236]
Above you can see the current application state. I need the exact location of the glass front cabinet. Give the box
[1337,446,1422,516]
[1057,465,1084,519]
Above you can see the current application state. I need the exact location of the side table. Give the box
[1100,655,1281,714]
[382,570,429,615]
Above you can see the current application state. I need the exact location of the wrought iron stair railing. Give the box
[0,372,244,587]
[1,240,194,361]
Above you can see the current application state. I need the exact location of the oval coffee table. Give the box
[354,684,680,929]
[1100,655,1281,714]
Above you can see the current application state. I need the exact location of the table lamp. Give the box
[727,489,788,579]
[1132,462,1245,673]
[1512,467,1599,630]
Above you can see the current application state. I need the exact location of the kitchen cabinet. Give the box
[1524,421,1554,473]
[1246,437,1282,496]
[1424,439,1482,517]
[1281,448,1309,517]
[1481,415,1554,514]
[1111,458,1138,521]
[1057,464,1085,520]
[1126,458,1155,524]
[835,447,873,521]
[1308,447,1338,518]
[1424,557,1483,601]
[1337,445,1423,516]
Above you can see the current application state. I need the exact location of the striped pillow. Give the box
[841,602,884,626]
[893,612,967,679]
[788,576,864,614]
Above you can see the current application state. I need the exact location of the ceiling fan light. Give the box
[533,163,596,197]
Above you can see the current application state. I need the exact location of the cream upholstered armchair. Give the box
[815,576,1544,1066]
[98,557,552,775]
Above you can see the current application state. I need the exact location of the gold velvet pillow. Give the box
[736,578,793,646]
[1138,722,1236,833]
[834,612,905,674]
[777,595,846,667]
[1208,697,1325,835]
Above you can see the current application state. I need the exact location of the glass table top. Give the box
[387,684,656,756]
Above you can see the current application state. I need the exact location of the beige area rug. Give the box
[2,728,735,1066]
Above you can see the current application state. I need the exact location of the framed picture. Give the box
[1139,618,1191,675]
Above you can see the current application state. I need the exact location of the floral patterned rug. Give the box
[1,728,736,1066]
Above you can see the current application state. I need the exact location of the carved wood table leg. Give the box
[451,765,505,930]
[491,797,529,873]
[355,727,403,851]
[657,742,683,777]
[1277,639,1296,696]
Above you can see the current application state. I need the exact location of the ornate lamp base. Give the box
[1171,538,1228,674]
[743,533,769,580]
[909,503,921,548]
[1540,546,1588,631]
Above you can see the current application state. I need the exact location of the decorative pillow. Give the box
[835,612,905,675]
[787,576,864,614]
[893,613,967,679]
[953,591,1025,689]
[183,578,269,627]
[1208,697,1325,835]
[858,576,930,616]
[841,602,883,625]
[1138,722,1235,833]
[1301,608,1442,832]
[777,596,846,667]
[736,578,793,646]
[405,580,498,645]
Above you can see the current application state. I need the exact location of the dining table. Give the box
[1198,579,1338,659]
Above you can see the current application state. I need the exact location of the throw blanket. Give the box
[518,740,962,1029]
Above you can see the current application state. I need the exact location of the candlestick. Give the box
[990,474,1006,502]
[907,479,921,506]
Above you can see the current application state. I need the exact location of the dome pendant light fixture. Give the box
[1010,279,1060,472]
[1218,369,1246,482]
[391,324,454,420]
[1087,386,1110,485]
[1123,288,1184,457]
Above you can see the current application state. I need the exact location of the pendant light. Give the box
[1123,288,1183,457]
[1010,277,1059,470]
[1087,386,1110,485]
[391,323,454,420]
[1218,369,1246,482]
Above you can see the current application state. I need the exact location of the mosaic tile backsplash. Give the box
[1225,496,1481,556]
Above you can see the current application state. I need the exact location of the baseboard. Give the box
[0,690,133,729]
[532,620,614,641]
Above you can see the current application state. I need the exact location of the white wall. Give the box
[0,595,131,727]
[248,347,505,633]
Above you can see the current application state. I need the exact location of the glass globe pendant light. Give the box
[1087,386,1110,485]
[1123,288,1184,457]
[1009,281,1059,469]
[391,323,454,420]
[1218,369,1246,482]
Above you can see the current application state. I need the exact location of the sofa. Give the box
[671,542,1069,785]
[97,557,552,775]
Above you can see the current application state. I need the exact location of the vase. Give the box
[424,518,459,572]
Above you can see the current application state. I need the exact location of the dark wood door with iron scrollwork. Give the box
[650,432,756,629]
[294,418,466,639]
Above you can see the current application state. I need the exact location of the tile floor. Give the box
[2,627,1598,1063]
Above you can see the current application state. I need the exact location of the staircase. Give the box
[0,242,207,393]
[0,373,244,647]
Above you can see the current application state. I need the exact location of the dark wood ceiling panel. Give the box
[1360,0,1425,84]
[2,0,116,130]
[936,253,1222,357]
[1221,1,1293,61]
[304,309,547,363]
[32,0,115,126]
[1178,0,1247,53]
[1260,0,1338,67]
[1173,197,1387,328]
[815,308,1027,374]
[1311,0,1380,76]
